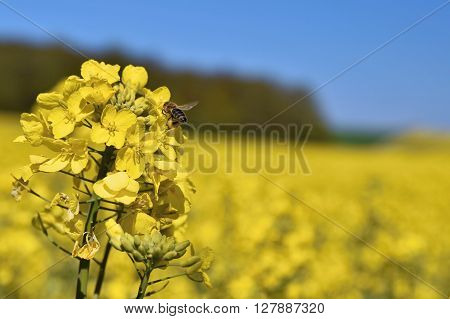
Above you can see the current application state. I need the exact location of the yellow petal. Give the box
[142,132,160,154]
[104,172,129,191]
[75,103,94,122]
[126,178,140,193]
[115,147,133,171]
[106,131,126,149]
[81,60,120,84]
[127,155,144,179]
[79,82,114,105]
[63,75,84,96]
[39,154,71,172]
[114,189,138,205]
[13,135,27,143]
[122,65,148,90]
[147,86,171,107]
[114,110,137,130]
[101,104,117,125]
[160,145,177,160]
[120,212,157,235]
[66,91,84,115]
[93,180,117,199]
[68,138,88,155]
[72,233,100,260]
[19,113,44,144]
[90,123,110,144]
[52,120,75,139]
[36,92,63,109]
[71,156,88,174]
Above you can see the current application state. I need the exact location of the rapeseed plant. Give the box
[12,60,212,298]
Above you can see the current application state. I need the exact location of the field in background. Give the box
[1,112,449,298]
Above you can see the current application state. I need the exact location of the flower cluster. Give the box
[12,60,212,298]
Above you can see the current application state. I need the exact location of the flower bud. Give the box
[180,256,201,267]
[162,251,178,261]
[186,261,202,275]
[133,250,145,262]
[120,235,135,253]
[175,240,190,252]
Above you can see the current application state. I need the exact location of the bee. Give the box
[163,101,198,127]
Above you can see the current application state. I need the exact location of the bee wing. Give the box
[177,101,198,111]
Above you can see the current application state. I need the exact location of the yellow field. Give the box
[1,112,449,298]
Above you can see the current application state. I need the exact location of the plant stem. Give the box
[136,266,152,299]
[75,146,114,299]
[93,205,124,298]
[93,241,112,298]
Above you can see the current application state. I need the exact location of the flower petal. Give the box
[122,65,148,90]
[91,123,110,144]
[101,104,117,126]
[114,110,137,130]
[39,154,71,172]
[104,172,129,191]
[81,60,120,84]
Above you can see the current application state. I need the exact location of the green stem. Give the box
[93,242,112,298]
[136,266,152,299]
[75,146,114,299]
[93,205,124,298]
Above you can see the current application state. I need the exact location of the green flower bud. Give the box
[163,251,178,261]
[176,249,187,258]
[186,261,202,275]
[133,250,145,262]
[175,240,190,252]
[121,235,135,253]
[137,244,147,255]
[180,256,201,267]
[134,235,141,247]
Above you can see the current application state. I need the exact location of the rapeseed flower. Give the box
[12,59,210,299]
[93,171,139,205]
[39,138,89,174]
[91,105,136,148]
[48,91,94,138]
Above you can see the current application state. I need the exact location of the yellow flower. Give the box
[36,92,64,109]
[63,75,85,97]
[144,122,180,160]
[33,207,84,241]
[93,172,139,205]
[144,86,171,109]
[72,232,100,260]
[14,112,52,146]
[81,59,120,84]
[122,65,148,91]
[115,121,155,178]
[120,212,158,235]
[91,105,137,149]
[39,138,89,174]
[78,81,115,106]
[50,193,80,222]
[47,91,94,138]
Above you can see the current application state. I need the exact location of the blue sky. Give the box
[0,0,449,130]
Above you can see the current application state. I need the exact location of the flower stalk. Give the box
[76,146,114,299]
[136,265,152,299]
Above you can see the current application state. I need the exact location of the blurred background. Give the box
[0,0,449,298]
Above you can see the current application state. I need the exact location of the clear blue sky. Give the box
[0,0,449,131]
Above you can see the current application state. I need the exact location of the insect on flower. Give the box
[163,101,198,127]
